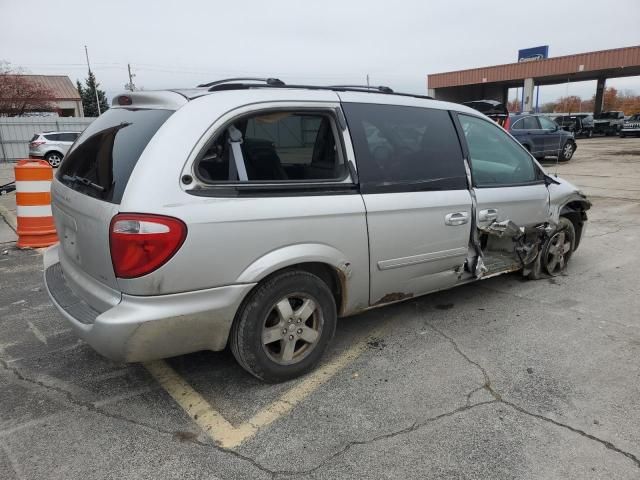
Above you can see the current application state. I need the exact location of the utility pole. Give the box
[126,63,136,91]
[84,45,101,116]
[366,74,370,89]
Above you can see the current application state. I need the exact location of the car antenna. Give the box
[555,76,571,177]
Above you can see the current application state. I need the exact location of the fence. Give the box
[0,117,96,161]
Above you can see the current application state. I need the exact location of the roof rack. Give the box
[195,77,433,100]
[328,84,394,94]
[197,77,285,90]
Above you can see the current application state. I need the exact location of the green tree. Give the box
[76,79,84,99]
[78,71,108,117]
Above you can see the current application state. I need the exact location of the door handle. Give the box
[444,212,469,226]
[478,208,498,221]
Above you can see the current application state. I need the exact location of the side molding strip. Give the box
[377,247,468,271]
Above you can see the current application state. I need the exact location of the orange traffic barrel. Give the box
[15,159,58,248]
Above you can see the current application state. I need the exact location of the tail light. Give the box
[30,141,45,147]
[109,213,187,279]
[503,116,510,131]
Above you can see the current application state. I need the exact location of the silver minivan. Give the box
[44,79,590,382]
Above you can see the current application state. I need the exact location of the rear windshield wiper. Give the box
[62,174,105,192]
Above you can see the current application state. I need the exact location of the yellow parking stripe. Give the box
[144,325,384,449]
[144,360,237,436]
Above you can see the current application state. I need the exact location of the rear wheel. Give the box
[230,270,337,383]
[45,152,63,168]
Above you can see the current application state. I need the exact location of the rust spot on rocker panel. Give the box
[374,292,414,306]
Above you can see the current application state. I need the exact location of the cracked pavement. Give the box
[1,137,640,479]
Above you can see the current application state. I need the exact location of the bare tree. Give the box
[0,61,57,116]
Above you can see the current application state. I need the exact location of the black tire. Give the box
[620,133,626,138]
[542,217,576,276]
[45,151,63,168]
[559,141,575,162]
[230,270,337,383]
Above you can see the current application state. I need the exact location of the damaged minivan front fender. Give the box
[547,175,591,250]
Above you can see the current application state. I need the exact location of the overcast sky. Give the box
[1,0,639,105]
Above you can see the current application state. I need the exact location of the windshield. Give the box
[594,112,618,119]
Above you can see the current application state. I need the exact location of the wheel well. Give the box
[560,201,589,250]
[45,150,63,158]
[290,262,344,315]
[249,262,345,316]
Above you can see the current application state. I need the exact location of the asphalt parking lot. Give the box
[1,137,640,479]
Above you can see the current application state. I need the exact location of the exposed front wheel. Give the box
[542,217,576,276]
[230,270,337,382]
[45,152,63,168]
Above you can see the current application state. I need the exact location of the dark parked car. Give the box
[593,111,624,136]
[508,114,576,161]
[553,114,594,138]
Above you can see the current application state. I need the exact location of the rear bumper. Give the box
[43,245,255,362]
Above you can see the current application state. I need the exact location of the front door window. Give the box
[458,114,541,187]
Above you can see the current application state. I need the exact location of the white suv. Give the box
[29,131,81,167]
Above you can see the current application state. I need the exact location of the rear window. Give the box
[30,134,40,142]
[57,108,172,203]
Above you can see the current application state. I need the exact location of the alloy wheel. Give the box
[544,231,572,276]
[47,154,62,167]
[261,293,323,365]
[563,143,574,159]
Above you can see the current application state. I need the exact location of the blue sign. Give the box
[518,46,549,62]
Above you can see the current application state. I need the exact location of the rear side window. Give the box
[512,116,539,130]
[60,132,79,142]
[57,108,172,203]
[342,103,467,192]
[44,133,61,141]
[196,110,346,183]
